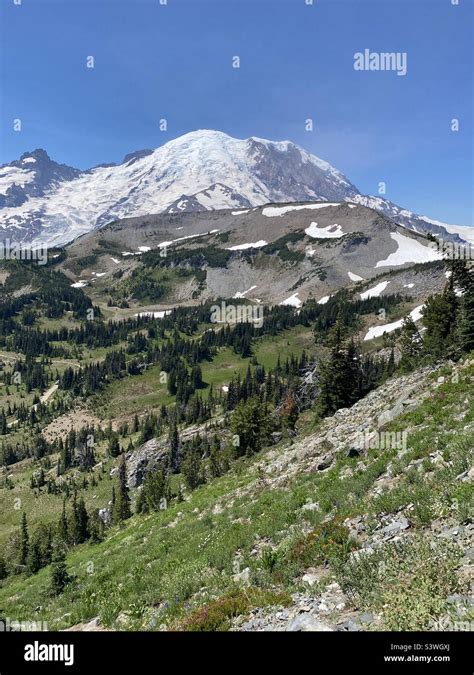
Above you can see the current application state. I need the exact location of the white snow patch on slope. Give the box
[262,203,340,217]
[231,209,250,215]
[71,280,88,288]
[317,295,331,305]
[0,167,35,194]
[360,281,390,300]
[403,283,415,288]
[110,257,120,264]
[134,310,172,319]
[364,305,424,341]
[22,157,37,164]
[227,240,267,251]
[233,285,257,299]
[305,222,344,239]
[376,232,442,267]
[280,293,302,308]
[348,271,364,282]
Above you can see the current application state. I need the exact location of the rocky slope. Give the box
[60,200,447,310]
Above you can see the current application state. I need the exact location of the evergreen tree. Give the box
[0,555,7,580]
[281,390,299,431]
[75,497,89,543]
[112,456,131,523]
[230,397,271,457]
[140,467,168,512]
[168,422,180,473]
[26,537,42,575]
[398,317,423,372]
[88,509,104,543]
[108,435,121,458]
[19,512,29,567]
[58,500,68,544]
[422,286,457,361]
[181,447,205,491]
[50,545,71,595]
[317,326,360,416]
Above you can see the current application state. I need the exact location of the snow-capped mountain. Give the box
[0,130,470,246]
[0,149,81,209]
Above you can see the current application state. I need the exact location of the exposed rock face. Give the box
[125,419,224,488]
[126,438,169,488]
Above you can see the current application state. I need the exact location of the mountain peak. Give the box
[0,130,469,247]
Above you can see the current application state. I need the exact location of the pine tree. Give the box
[108,435,121,458]
[230,397,271,457]
[26,537,42,575]
[422,285,457,361]
[281,390,299,431]
[317,327,360,416]
[112,456,131,523]
[58,500,68,544]
[398,316,423,372]
[181,447,205,491]
[0,555,7,579]
[141,467,168,511]
[76,497,89,543]
[50,545,71,595]
[168,422,180,473]
[19,512,29,567]
[88,510,104,543]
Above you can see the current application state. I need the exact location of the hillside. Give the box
[0,357,472,632]
[58,201,446,312]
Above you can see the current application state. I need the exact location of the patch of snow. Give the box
[134,310,172,319]
[364,304,425,341]
[403,283,415,288]
[280,293,302,308]
[227,240,267,251]
[138,246,151,252]
[375,232,442,267]
[233,285,257,299]
[305,222,344,239]
[262,203,340,217]
[360,281,390,300]
[0,166,35,195]
[231,209,250,215]
[317,295,331,305]
[110,257,120,264]
[22,157,37,164]
[71,280,88,288]
[348,271,364,282]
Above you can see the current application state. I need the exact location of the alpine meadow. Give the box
[0,0,472,670]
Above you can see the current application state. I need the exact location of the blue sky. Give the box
[0,0,472,224]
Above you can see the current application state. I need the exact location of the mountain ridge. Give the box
[0,130,470,246]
